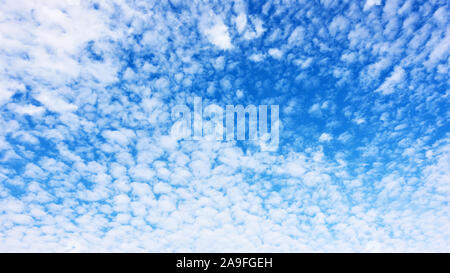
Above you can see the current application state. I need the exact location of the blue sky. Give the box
[0,0,448,252]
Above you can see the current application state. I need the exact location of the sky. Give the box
[0,0,448,252]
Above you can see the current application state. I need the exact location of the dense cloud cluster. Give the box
[0,0,448,252]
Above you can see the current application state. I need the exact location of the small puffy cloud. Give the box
[35,91,77,113]
[353,118,365,125]
[213,56,226,70]
[249,53,265,62]
[364,0,382,11]
[308,103,322,116]
[234,13,247,34]
[201,16,233,50]
[268,48,283,59]
[102,130,135,146]
[338,132,352,143]
[153,182,172,194]
[376,66,406,95]
[432,7,447,26]
[277,160,306,177]
[9,104,45,116]
[319,133,333,142]
[130,164,155,181]
[288,26,305,46]
[236,89,244,98]
[243,16,265,40]
[328,15,349,36]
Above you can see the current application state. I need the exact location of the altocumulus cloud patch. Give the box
[0,0,449,252]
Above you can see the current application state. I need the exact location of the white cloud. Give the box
[242,16,266,40]
[130,164,155,181]
[234,13,247,34]
[376,66,406,95]
[236,89,244,98]
[9,104,45,116]
[35,91,77,113]
[319,133,333,142]
[329,15,349,36]
[288,26,305,46]
[249,53,265,62]
[364,0,382,11]
[268,48,283,59]
[201,16,233,50]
